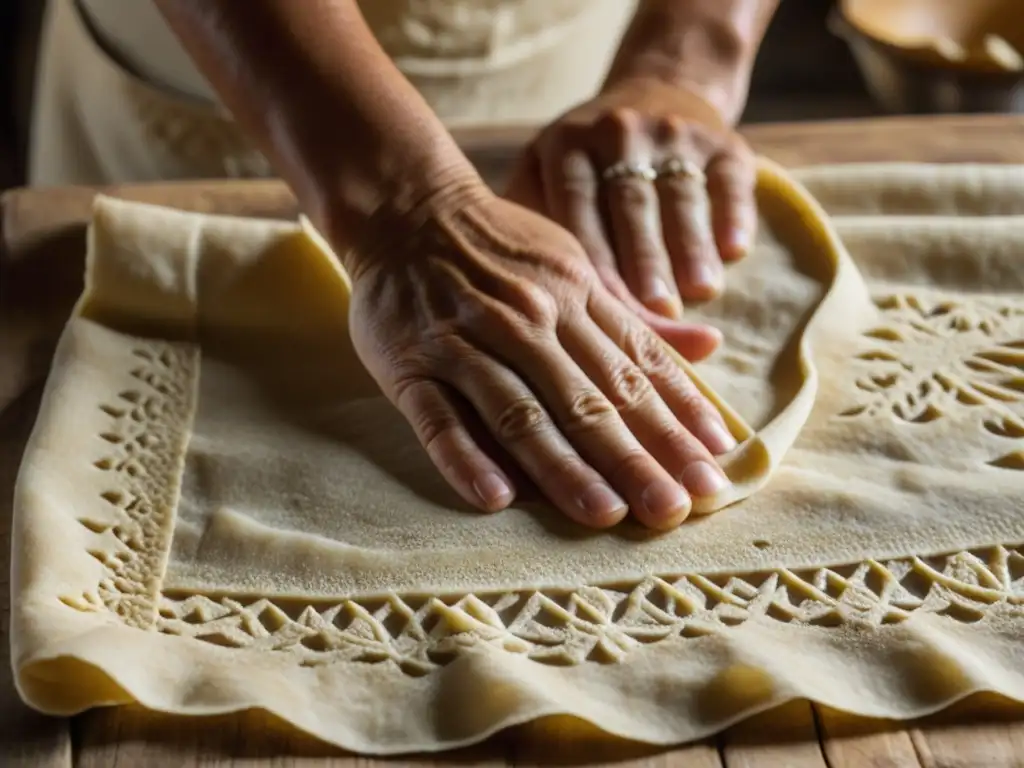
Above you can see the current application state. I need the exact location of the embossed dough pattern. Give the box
[10,161,1024,754]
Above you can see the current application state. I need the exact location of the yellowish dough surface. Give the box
[11,160,1024,753]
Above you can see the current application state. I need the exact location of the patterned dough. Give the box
[11,161,1024,753]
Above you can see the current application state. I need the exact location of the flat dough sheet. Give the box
[11,161,1024,753]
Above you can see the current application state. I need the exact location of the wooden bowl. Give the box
[831,0,1024,113]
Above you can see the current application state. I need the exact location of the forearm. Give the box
[604,0,780,124]
[154,0,479,259]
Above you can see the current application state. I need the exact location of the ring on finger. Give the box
[656,157,705,183]
[601,161,657,183]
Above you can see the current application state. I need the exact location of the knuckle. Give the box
[552,259,594,290]
[540,457,595,494]
[495,397,550,442]
[566,388,617,430]
[610,179,651,212]
[668,225,713,257]
[631,332,675,377]
[606,107,641,131]
[609,448,655,484]
[391,379,456,448]
[390,374,421,405]
[596,108,640,145]
[631,244,668,269]
[656,114,689,142]
[709,157,756,192]
[493,313,550,353]
[606,362,655,412]
[429,328,475,365]
[711,168,753,197]
[514,282,560,327]
[559,151,597,191]
[676,390,714,422]
[659,174,704,201]
[414,408,457,451]
[656,422,704,462]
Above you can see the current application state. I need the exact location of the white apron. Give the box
[29,0,636,185]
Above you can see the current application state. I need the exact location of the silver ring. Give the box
[656,157,705,182]
[601,161,657,183]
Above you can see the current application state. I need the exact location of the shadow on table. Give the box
[66,693,1024,766]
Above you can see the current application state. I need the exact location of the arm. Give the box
[151,0,736,530]
[605,0,780,125]
[153,0,481,263]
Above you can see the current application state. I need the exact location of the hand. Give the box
[345,187,738,530]
[505,76,756,320]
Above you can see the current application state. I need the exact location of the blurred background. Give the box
[1,0,1021,192]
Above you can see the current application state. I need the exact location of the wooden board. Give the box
[4,115,1024,767]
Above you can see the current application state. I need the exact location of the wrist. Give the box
[604,0,777,124]
[314,149,489,278]
[290,106,486,270]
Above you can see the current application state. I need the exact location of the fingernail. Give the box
[681,461,730,497]
[691,262,722,291]
[649,277,672,301]
[728,228,750,257]
[640,480,691,519]
[647,278,683,319]
[473,472,513,509]
[704,420,737,455]
[578,483,628,520]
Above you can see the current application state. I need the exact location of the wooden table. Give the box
[4,114,1024,767]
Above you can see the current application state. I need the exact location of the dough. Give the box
[11,160,1024,753]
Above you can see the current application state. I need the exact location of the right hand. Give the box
[344,186,738,530]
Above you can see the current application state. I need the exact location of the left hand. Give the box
[505,76,756,324]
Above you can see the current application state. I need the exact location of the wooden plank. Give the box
[909,695,1024,768]
[0,387,73,768]
[75,705,503,767]
[508,717,722,767]
[720,701,828,768]
[75,707,727,767]
[815,706,922,768]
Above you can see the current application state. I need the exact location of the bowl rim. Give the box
[829,7,1024,80]
[833,0,1024,76]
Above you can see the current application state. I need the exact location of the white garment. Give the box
[29,0,637,185]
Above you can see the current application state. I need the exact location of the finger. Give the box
[392,377,516,512]
[630,303,720,360]
[504,143,547,211]
[536,144,721,360]
[589,291,737,459]
[560,311,732,521]
[469,314,693,529]
[443,352,630,529]
[594,109,682,319]
[706,145,758,262]
[590,261,723,361]
[536,144,634,304]
[656,158,723,301]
